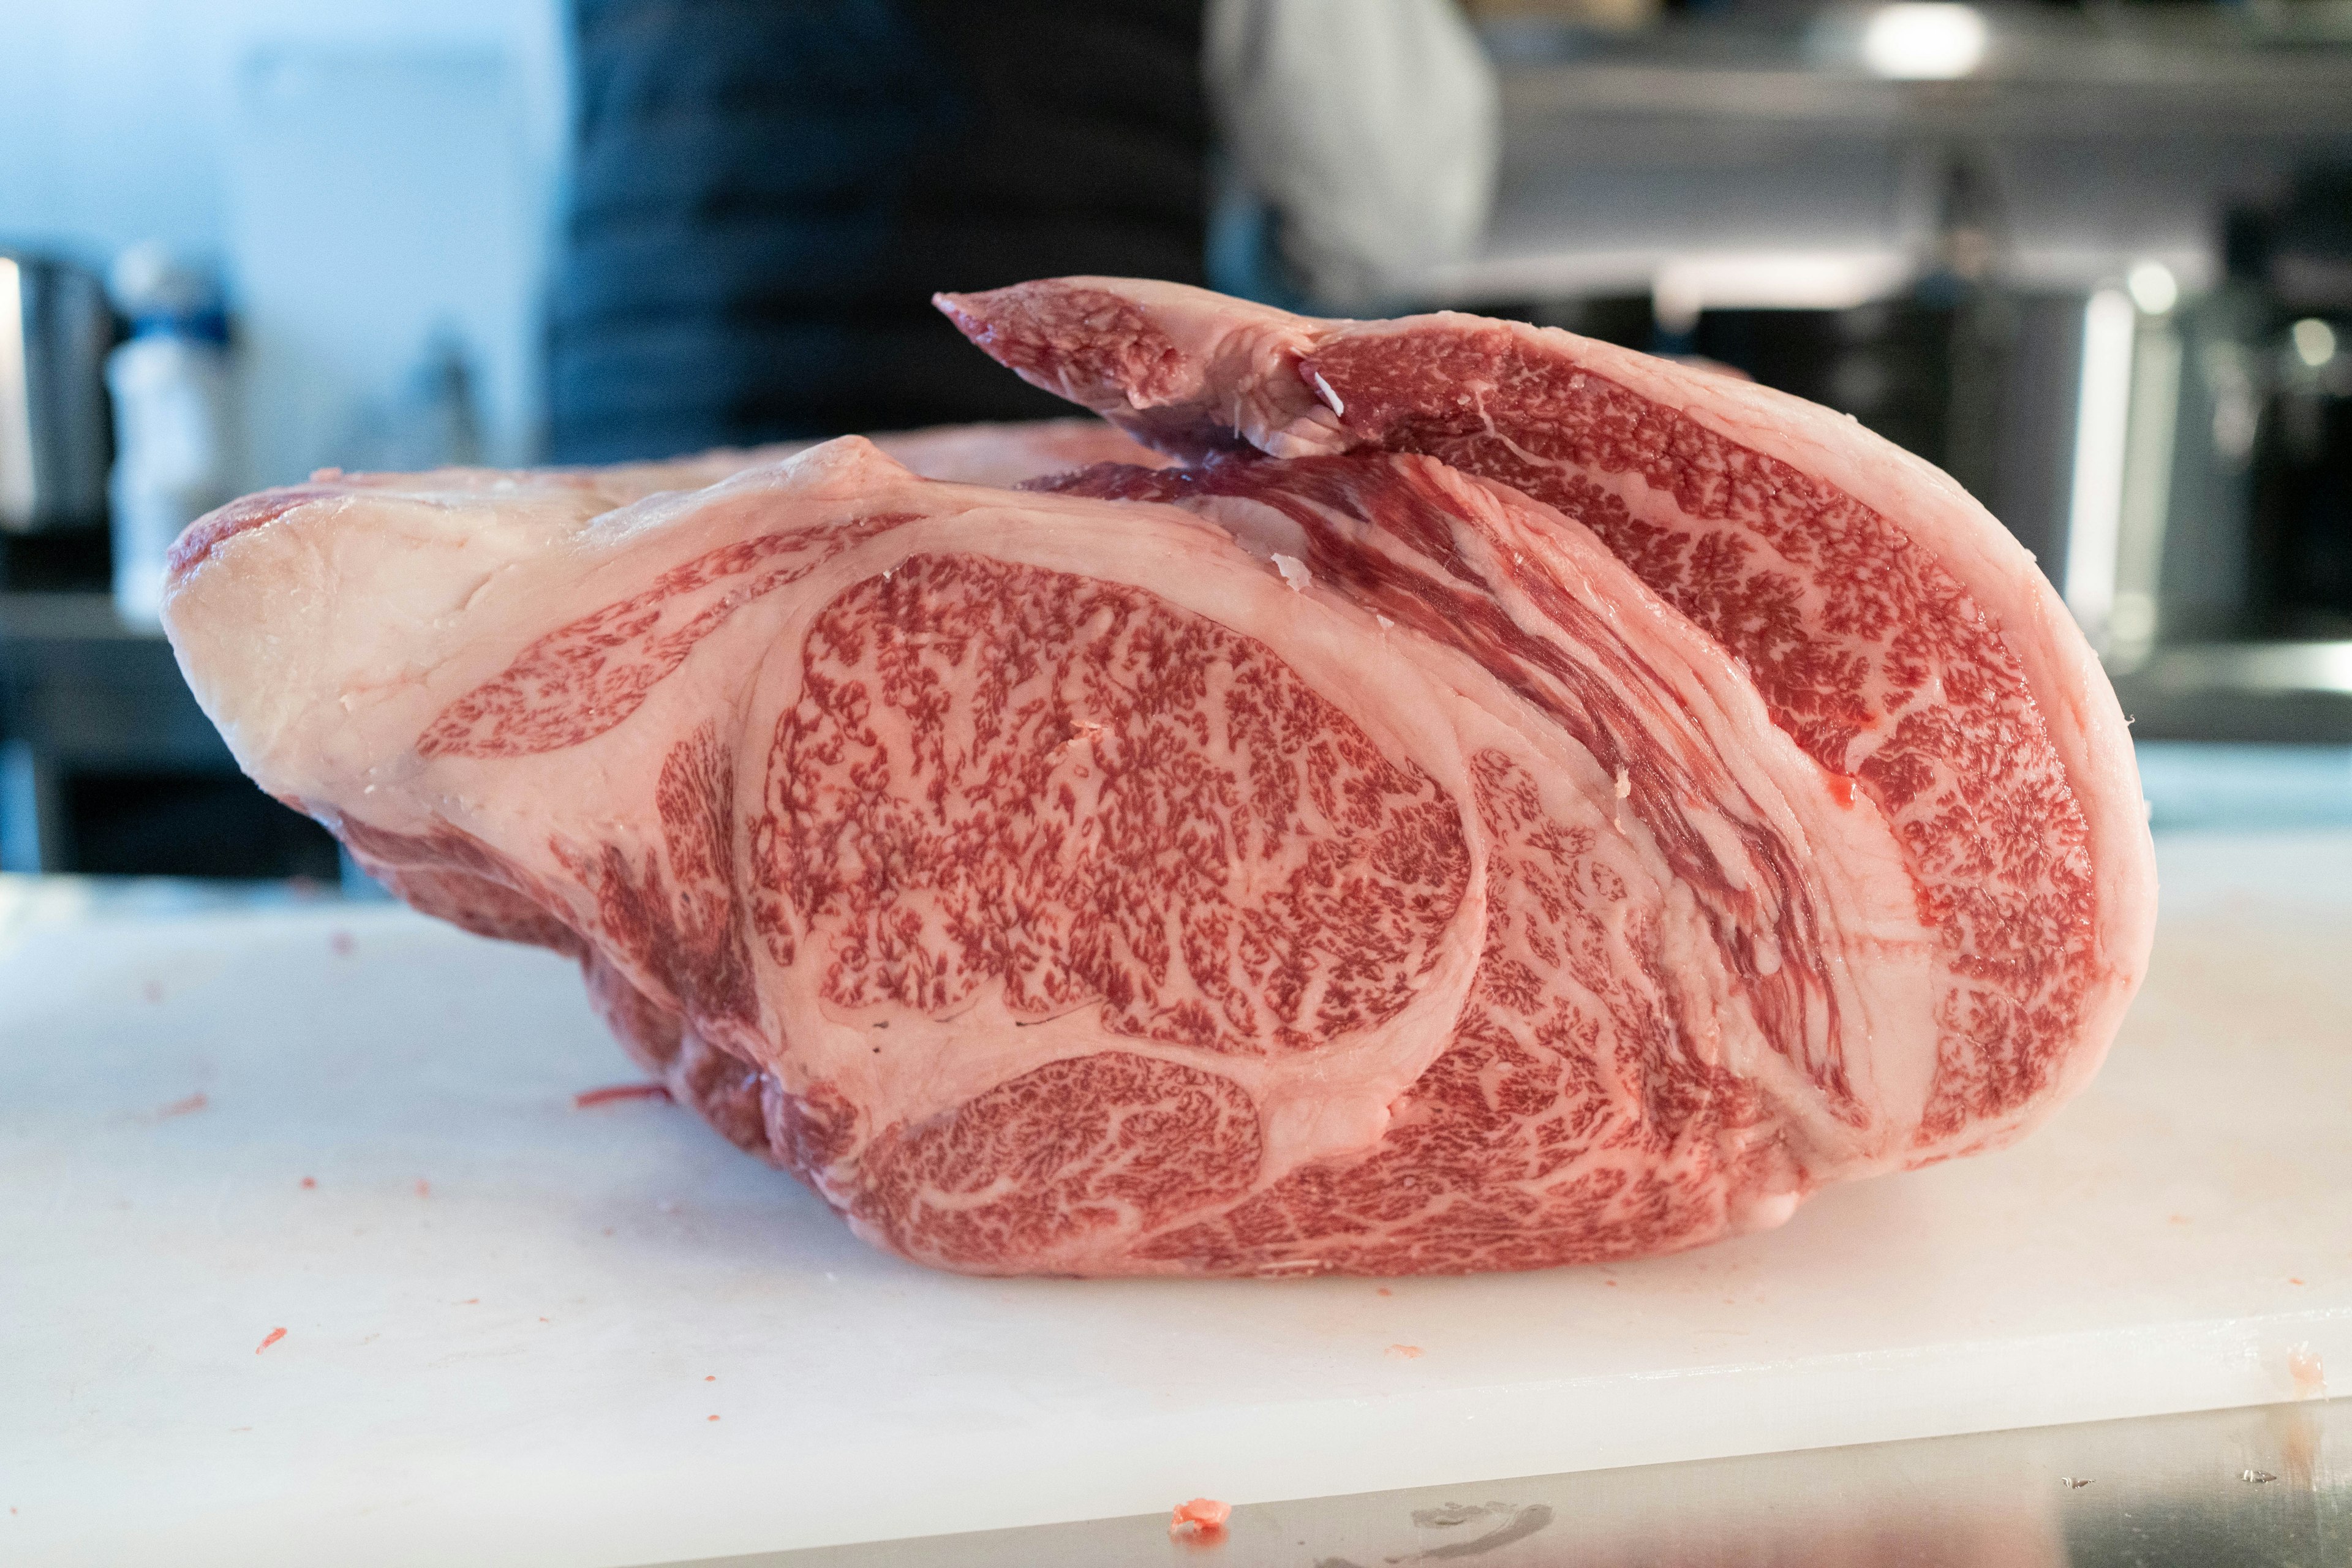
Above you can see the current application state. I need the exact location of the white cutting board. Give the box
[4,832,2348,1566]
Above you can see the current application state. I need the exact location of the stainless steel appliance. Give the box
[1441,12,2352,739]
[0,251,113,534]
[2080,169,2352,739]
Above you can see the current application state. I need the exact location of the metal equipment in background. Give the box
[0,251,112,540]
[2020,164,2352,741]
[0,593,342,880]
[1450,5,2352,739]
[0,258,320,880]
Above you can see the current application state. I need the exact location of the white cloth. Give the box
[1206,0,1499,310]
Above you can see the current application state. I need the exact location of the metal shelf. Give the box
[2112,641,2352,742]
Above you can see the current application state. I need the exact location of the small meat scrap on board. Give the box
[1169,1498,1231,1540]
[164,288,2155,1279]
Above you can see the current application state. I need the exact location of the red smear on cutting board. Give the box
[256,1328,286,1355]
[156,1091,208,1119]
[415,1178,431,1198]
[1385,1344,1423,1359]
[573,1082,674,1109]
[329,930,356,957]
[300,1177,317,1189]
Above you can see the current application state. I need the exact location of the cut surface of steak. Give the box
[941,278,2157,1168]
[161,283,2154,1278]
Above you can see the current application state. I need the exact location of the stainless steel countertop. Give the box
[658,1396,2347,1567]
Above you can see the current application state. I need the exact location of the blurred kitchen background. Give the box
[1,0,2350,885]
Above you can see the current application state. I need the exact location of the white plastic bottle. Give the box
[105,244,236,625]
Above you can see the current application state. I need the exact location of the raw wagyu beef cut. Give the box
[163,285,2155,1277]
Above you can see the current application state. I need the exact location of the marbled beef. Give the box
[160,298,2155,1277]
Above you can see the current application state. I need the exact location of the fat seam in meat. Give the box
[162,304,2156,1277]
